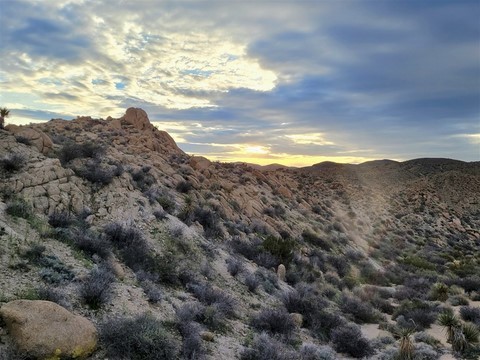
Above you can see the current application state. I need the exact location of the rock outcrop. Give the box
[6,126,53,154]
[0,300,97,359]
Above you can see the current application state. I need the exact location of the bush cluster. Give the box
[187,281,236,318]
[100,314,179,360]
[58,141,105,165]
[250,307,296,336]
[1,152,26,173]
[339,293,380,324]
[330,323,374,358]
[80,265,115,309]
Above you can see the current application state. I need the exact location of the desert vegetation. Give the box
[0,109,479,359]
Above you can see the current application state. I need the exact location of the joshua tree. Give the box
[0,107,10,129]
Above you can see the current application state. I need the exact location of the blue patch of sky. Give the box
[91,79,108,85]
[115,82,126,90]
[181,69,214,77]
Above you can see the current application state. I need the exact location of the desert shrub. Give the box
[413,343,438,360]
[460,306,480,325]
[299,344,336,360]
[104,222,152,271]
[36,286,70,309]
[38,255,75,284]
[453,276,480,293]
[226,256,244,277]
[153,208,168,220]
[401,255,436,271]
[339,293,380,324]
[177,180,193,193]
[71,229,111,259]
[139,279,163,303]
[15,135,31,145]
[231,236,260,260]
[429,282,450,301]
[255,268,279,294]
[282,284,344,341]
[48,211,73,228]
[240,332,295,360]
[80,265,114,309]
[1,152,26,172]
[263,203,286,218]
[330,323,374,358]
[393,300,439,329]
[301,230,332,251]
[193,206,223,239]
[21,243,46,263]
[187,281,236,318]
[176,302,225,333]
[262,236,296,265]
[450,295,470,306]
[131,167,155,191]
[254,251,280,269]
[250,307,296,336]
[5,198,33,219]
[245,272,260,292]
[327,254,350,278]
[414,331,442,348]
[100,314,179,360]
[179,321,206,360]
[59,141,105,164]
[75,161,115,185]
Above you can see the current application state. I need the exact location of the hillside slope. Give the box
[1,108,479,360]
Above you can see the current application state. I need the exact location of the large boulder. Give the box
[0,300,97,359]
[122,107,151,131]
[6,126,53,154]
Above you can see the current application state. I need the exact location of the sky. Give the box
[0,0,479,166]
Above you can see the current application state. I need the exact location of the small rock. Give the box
[291,313,303,327]
[277,264,286,281]
[200,331,215,342]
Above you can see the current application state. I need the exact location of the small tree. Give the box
[0,107,10,129]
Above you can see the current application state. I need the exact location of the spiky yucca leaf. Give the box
[462,323,479,345]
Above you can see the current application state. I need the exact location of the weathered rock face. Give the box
[122,107,151,131]
[0,300,97,359]
[5,126,53,154]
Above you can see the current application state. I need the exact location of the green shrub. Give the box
[331,323,374,358]
[80,265,114,309]
[5,198,33,219]
[100,314,179,360]
[1,152,26,173]
[58,141,105,165]
[250,307,296,336]
[262,236,296,265]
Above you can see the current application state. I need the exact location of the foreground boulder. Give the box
[0,300,97,359]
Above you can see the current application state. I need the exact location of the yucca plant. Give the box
[397,326,415,360]
[0,107,10,118]
[429,282,449,301]
[438,309,461,343]
[462,323,480,347]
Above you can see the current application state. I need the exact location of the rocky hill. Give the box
[0,108,479,360]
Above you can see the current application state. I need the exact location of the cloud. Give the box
[1,0,478,165]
